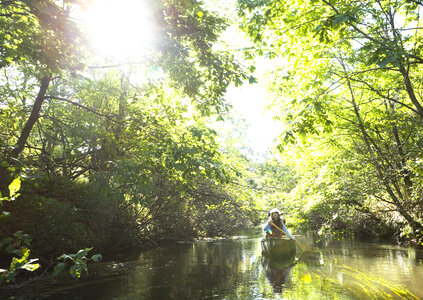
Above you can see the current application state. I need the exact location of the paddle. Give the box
[270,221,312,252]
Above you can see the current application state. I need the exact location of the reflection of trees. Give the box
[415,249,423,263]
[144,241,251,299]
[54,239,264,299]
[23,239,423,299]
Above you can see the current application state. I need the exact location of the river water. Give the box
[4,228,423,299]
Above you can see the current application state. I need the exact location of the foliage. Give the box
[238,0,423,245]
[0,0,85,73]
[0,231,39,284]
[149,0,247,115]
[55,248,102,279]
[0,176,40,285]
[0,0,256,287]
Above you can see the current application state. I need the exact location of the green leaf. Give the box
[11,249,23,256]
[333,14,350,25]
[53,263,66,276]
[5,272,16,283]
[377,56,396,68]
[58,254,74,261]
[76,248,92,260]
[91,254,102,262]
[8,178,21,199]
[248,76,257,84]
[5,244,15,253]
[69,264,84,279]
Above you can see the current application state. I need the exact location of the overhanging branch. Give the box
[44,96,123,124]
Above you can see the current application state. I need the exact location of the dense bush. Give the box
[0,177,140,260]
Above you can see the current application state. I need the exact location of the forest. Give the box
[1,0,423,286]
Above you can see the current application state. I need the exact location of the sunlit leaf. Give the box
[301,272,312,283]
[20,263,40,272]
[70,264,84,279]
[8,178,21,199]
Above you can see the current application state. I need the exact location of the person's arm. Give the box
[280,219,295,240]
[263,217,272,233]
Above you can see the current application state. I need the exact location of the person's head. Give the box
[269,208,281,221]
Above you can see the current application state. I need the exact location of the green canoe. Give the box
[261,237,296,259]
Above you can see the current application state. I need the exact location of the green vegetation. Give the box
[0,0,255,285]
[238,0,423,245]
[1,0,423,287]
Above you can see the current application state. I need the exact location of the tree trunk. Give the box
[0,76,51,189]
[339,58,423,244]
[399,65,423,120]
[12,76,51,157]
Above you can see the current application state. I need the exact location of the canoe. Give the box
[261,237,296,259]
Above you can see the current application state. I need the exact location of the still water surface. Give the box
[6,228,423,299]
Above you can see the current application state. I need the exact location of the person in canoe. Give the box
[263,208,296,240]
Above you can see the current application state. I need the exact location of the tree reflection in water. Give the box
[3,233,423,299]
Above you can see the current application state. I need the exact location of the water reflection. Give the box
[2,232,423,299]
[261,251,298,294]
[415,248,423,263]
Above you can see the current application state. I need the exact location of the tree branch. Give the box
[44,96,123,124]
[12,76,51,157]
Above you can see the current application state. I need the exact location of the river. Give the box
[3,228,423,299]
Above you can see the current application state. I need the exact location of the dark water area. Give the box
[2,228,423,299]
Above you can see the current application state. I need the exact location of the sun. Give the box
[79,0,156,60]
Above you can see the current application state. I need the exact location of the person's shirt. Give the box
[263,217,295,240]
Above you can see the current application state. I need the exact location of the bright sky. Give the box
[217,10,282,159]
[225,82,282,158]
[78,0,281,159]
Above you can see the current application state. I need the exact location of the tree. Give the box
[1,0,245,176]
[237,0,423,244]
[1,0,253,285]
[0,0,85,187]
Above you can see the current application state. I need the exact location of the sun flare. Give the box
[80,0,156,60]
